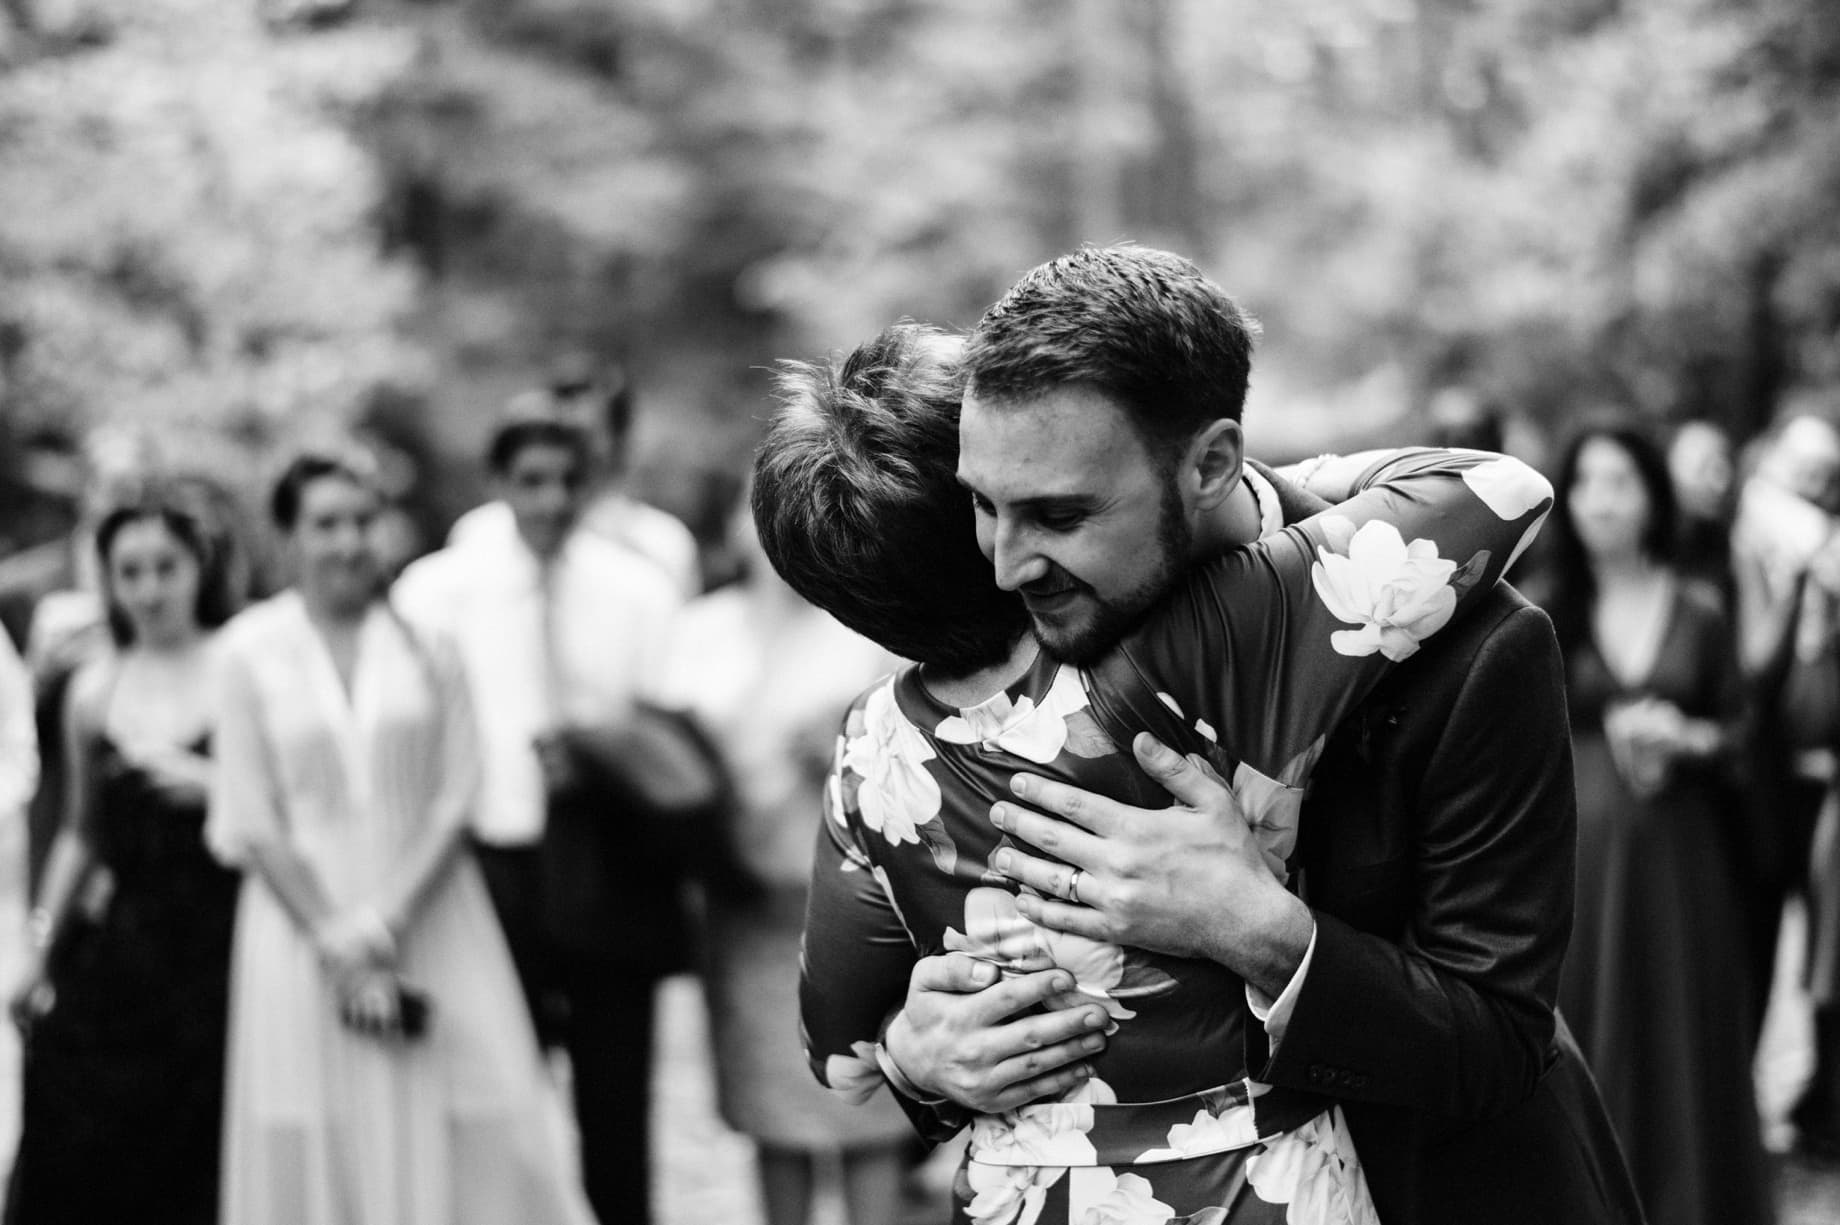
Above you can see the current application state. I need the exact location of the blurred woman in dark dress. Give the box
[1534,421,1772,1225]
[6,482,241,1225]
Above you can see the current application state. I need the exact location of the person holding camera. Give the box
[207,447,589,1225]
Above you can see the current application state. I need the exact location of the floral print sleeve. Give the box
[797,697,945,1120]
[1084,452,1552,838]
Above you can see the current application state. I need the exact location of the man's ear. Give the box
[1188,419,1244,511]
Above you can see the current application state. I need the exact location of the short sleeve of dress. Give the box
[206,637,289,869]
[1085,451,1554,780]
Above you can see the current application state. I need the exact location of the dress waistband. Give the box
[967,1078,1329,1168]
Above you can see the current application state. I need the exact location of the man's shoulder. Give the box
[1363,581,1559,731]
[1409,581,1551,672]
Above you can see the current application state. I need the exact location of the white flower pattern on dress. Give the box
[1133,1102,1262,1163]
[964,1161,1059,1225]
[1311,517,1460,662]
[842,679,941,846]
[1245,1108,1381,1225]
[1460,456,1551,521]
[1460,456,1552,569]
[970,1076,1117,1167]
[821,1040,885,1105]
[1232,762,1305,881]
[935,667,1091,765]
[1066,1169,1174,1225]
[945,888,1138,1022]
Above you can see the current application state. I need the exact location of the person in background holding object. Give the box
[658,489,909,1225]
[1530,419,1771,1225]
[6,482,238,1225]
[396,402,684,1225]
[208,447,590,1225]
[447,364,701,599]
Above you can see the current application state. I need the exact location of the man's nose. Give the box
[990,519,1049,592]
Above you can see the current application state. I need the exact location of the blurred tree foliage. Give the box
[4,0,1840,545]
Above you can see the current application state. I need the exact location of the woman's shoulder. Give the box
[64,650,119,725]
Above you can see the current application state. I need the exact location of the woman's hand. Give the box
[337,964,404,1040]
[8,954,53,1033]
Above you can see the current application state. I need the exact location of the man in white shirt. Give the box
[445,370,702,600]
[396,400,683,1225]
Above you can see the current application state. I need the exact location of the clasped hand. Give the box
[989,732,1309,997]
[883,733,1314,1113]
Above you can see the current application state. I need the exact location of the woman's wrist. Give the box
[312,904,398,966]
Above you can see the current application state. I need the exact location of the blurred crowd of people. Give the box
[3,363,1840,1225]
[0,375,910,1225]
[1513,405,1840,1225]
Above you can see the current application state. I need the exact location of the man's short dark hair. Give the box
[752,323,1028,675]
[485,392,596,477]
[965,245,1261,465]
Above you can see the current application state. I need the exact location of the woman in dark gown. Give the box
[7,483,241,1225]
[1534,420,1773,1225]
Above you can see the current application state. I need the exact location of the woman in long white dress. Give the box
[208,448,591,1225]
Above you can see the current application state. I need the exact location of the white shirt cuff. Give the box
[1245,921,1318,1051]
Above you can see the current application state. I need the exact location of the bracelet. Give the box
[1291,453,1333,495]
[872,1040,950,1107]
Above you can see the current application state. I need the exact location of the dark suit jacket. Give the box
[1249,464,1644,1225]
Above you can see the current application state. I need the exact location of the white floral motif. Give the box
[935,667,1090,765]
[821,1040,886,1105]
[945,888,1137,1021]
[842,679,942,846]
[1133,1103,1261,1162]
[1246,1108,1381,1225]
[1312,517,1459,662]
[1461,457,1553,569]
[1232,763,1305,881]
[1461,457,1552,521]
[1066,1169,1174,1225]
[971,1075,1117,1167]
[964,1161,1059,1225]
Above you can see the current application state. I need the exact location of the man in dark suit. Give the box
[879,246,1643,1223]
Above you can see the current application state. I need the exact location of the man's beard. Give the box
[1029,483,1193,666]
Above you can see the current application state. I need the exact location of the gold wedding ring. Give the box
[1066,867,1083,906]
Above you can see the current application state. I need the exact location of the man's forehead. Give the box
[958,385,1149,494]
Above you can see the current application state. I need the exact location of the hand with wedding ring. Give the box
[987,732,1315,1001]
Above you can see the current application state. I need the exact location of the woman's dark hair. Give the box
[1540,416,1677,654]
[269,446,382,532]
[94,479,240,645]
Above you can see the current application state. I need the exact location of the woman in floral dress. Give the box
[783,401,1552,1225]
